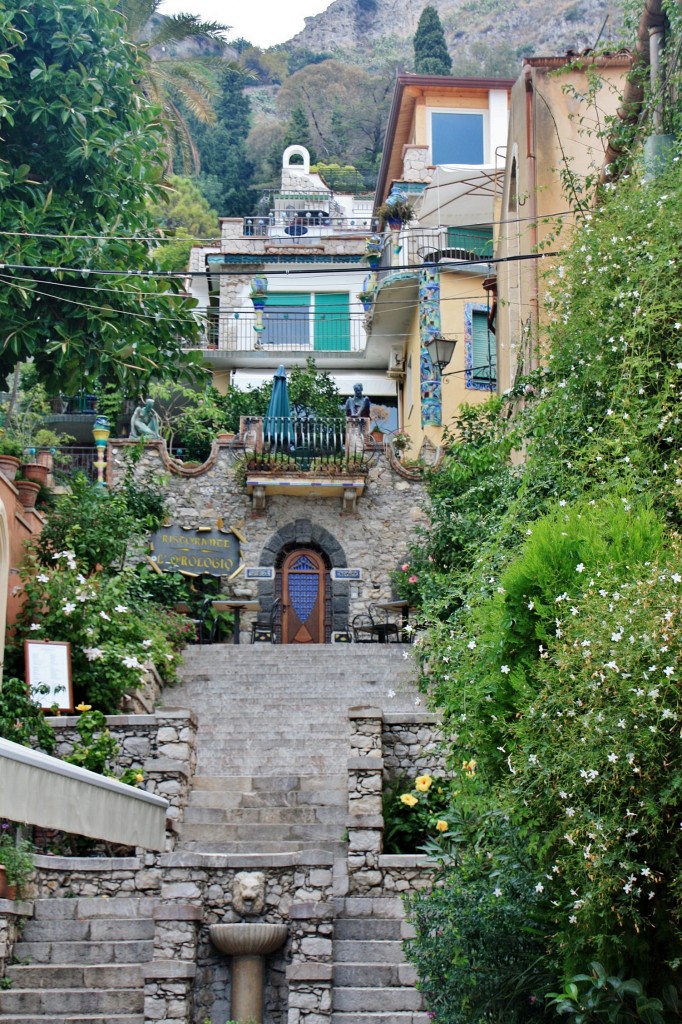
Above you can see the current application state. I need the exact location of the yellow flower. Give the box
[415,774,433,792]
[462,758,477,777]
[400,793,418,807]
[435,819,449,833]
[75,702,92,713]
[135,772,144,783]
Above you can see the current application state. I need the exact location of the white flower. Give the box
[608,753,618,763]
[114,604,128,614]
[29,622,41,631]
[386,689,396,698]
[566,807,576,817]
[527,601,535,610]
[664,666,674,677]
[99,611,111,621]
[84,647,104,661]
[467,639,477,650]
[500,664,510,675]
[534,882,544,893]
[414,697,421,706]
[36,573,49,583]
[62,602,76,616]
[142,638,153,648]
[528,754,538,765]
[122,655,142,669]
[493,887,503,898]
[576,563,585,573]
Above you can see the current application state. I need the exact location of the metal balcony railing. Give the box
[243,212,376,240]
[242,415,375,474]
[188,309,367,354]
[377,225,494,274]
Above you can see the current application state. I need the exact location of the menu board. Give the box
[24,641,73,712]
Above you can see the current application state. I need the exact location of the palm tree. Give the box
[117,0,249,173]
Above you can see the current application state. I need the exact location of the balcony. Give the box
[377,225,494,275]
[186,308,367,357]
[239,415,376,511]
[243,212,376,243]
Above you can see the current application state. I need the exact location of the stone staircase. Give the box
[332,897,427,1024]
[0,896,153,1024]
[164,645,420,854]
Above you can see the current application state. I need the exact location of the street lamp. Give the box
[424,335,457,374]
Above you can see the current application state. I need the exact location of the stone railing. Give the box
[346,706,445,895]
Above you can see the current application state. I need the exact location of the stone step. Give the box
[0,1017,144,1024]
[19,918,154,943]
[331,1014,430,1024]
[182,804,338,825]
[333,987,423,1012]
[32,897,154,921]
[336,897,406,918]
[332,963,403,988]
[334,918,402,941]
[4,964,144,990]
[333,940,406,964]
[11,939,154,966]
[177,821,345,843]
[0,988,143,1015]
[179,838,345,854]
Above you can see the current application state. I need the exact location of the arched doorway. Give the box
[279,548,330,644]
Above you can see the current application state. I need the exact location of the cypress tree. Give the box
[414,6,453,76]
[192,67,255,217]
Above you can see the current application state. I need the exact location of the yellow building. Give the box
[367,73,514,450]
[494,54,631,392]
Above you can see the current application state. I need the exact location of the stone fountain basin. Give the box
[209,922,288,956]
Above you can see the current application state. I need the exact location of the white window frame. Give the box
[427,107,489,167]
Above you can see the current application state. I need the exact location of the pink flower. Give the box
[408,575,418,584]
[401,563,410,571]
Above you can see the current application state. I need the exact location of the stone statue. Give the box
[344,383,370,418]
[233,871,266,918]
[129,397,161,441]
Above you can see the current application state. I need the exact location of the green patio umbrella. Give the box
[263,364,295,449]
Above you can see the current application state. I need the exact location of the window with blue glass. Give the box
[430,111,485,166]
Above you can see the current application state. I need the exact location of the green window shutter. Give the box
[446,227,493,258]
[314,293,350,351]
[472,309,496,386]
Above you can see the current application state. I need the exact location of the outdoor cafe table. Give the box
[212,600,260,645]
[374,600,411,641]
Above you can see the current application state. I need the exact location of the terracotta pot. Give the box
[22,462,49,486]
[36,449,54,469]
[0,455,21,482]
[0,865,16,901]
[15,479,40,509]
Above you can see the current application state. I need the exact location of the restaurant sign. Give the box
[149,526,240,577]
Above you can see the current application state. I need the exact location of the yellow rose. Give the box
[135,773,144,783]
[435,819,449,833]
[415,774,433,792]
[400,793,418,807]
[75,702,92,713]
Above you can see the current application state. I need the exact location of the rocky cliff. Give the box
[290,0,622,72]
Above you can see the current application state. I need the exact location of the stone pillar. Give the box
[286,902,335,1024]
[144,903,202,1024]
[347,707,384,893]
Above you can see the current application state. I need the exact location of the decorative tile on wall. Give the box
[419,266,442,427]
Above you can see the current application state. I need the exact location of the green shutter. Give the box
[265,292,310,306]
[314,293,350,351]
[472,310,496,385]
[447,227,493,258]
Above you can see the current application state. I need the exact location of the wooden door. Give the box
[282,549,325,644]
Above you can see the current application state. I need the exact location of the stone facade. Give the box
[109,439,428,640]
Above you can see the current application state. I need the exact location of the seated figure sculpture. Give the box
[129,397,161,440]
[344,383,370,419]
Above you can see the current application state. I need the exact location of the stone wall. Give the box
[110,440,428,639]
[346,706,445,896]
[44,709,197,847]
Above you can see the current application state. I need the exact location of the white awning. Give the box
[231,370,398,398]
[415,166,501,227]
[0,738,168,850]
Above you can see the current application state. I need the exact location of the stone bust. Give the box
[344,383,370,418]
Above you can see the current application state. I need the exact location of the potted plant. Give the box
[0,831,34,899]
[0,432,24,481]
[376,194,414,230]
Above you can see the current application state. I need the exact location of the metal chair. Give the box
[351,612,376,643]
[250,597,280,644]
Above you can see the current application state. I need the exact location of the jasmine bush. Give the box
[400,148,682,1012]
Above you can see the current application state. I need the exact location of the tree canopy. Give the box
[0,0,203,396]
[413,6,452,76]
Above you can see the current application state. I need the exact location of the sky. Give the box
[160,0,332,49]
